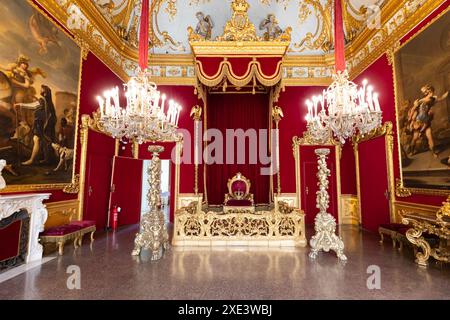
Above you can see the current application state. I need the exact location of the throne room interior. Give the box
[0,0,449,300]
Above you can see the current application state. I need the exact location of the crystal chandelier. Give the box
[96,72,181,144]
[95,0,181,144]
[305,71,382,144]
[304,0,382,144]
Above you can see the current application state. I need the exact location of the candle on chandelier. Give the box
[97,96,105,116]
[161,94,166,115]
[312,96,318,118]
[306,99,313,121]
[367,86,374,111]
[373,93,381,112]
[112,87,120,111]
[104,90,112,116]
[168,100,175,125]
[152,93,160,116]
[319,92,325,113]
[175,104,182,127]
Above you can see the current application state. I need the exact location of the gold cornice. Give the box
[151,77,196,86]
[189,41,290,56]
[282,78,332,87]
[348,0,447,78]
[149,54,195,66]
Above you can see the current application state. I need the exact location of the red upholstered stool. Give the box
[68,220,96,247]
[69,220,95,228]
[40,225,82,255]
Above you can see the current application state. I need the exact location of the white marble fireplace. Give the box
[0,193,50,264]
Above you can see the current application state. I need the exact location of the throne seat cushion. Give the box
[69,220,96,228]
[225,199,253,207]
[40,224,82,236]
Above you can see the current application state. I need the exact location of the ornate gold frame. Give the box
[0,0,87,194]
[292,131,342,222]
[352,122,396,223]
[389,6,450,197]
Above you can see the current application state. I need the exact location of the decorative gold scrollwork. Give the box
[173,201,306,246]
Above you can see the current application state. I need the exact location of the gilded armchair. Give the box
[223,172,255,213]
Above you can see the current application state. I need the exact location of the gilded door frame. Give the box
[292,132,342,223]
[352,122,396,223]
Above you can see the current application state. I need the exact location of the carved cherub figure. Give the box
[259,14,283,40]
[194,12,214,40]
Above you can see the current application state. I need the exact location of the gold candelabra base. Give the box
[309,148,347,261]
[131,146,170,260]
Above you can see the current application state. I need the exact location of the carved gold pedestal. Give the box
[309,148,347,261]
[131,146,169,260]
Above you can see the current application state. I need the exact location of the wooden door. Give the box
[108,156,143,228]
[83,153,113,231]
[300,146,339,225]
[357,136,391,232]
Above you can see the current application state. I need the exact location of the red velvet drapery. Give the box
[195,57,283,88]
[206,93,271,205]
[139,0,149,70]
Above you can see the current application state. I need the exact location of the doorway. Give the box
[141,159,171,222]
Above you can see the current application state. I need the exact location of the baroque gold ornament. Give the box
[132,146,170,260]
[309,148,347,261]
[218,0,257,41]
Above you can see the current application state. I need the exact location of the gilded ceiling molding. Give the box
[347,0,446,78]
[36,0,446,85]
[293,0,333,53]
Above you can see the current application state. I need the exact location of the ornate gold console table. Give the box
[402,197,450,267]
[173,201,306,247]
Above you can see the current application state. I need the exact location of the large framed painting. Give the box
[393,8,450,195]
[0,0,82,192]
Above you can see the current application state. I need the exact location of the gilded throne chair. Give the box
[223,172,255,213]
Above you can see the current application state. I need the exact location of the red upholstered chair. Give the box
[224,173,255,213]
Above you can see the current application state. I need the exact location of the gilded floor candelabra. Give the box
[309,148,347,261]
[132,145,170,260]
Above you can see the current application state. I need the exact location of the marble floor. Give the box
[0,225,449,300]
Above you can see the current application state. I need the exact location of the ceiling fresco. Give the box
[92,0,386,55]
[41,0,443,83]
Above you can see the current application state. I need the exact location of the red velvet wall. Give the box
[277,86,322,193]
[354,1,449,209]
[276,86,357,196]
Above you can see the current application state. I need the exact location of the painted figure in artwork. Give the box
[1,55,46,105]
[15,85,57,166]
[406,85,448,157]
[194,12,214,40]
[259,14,282,40]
